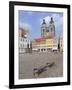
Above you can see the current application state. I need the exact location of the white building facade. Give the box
[19,28,32,53]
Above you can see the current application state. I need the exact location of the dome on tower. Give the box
[42,19,46,24]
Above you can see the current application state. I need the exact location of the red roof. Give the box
[19,27,28,37]
[32,36,52,45]
[35,36,52,42]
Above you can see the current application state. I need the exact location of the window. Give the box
[44,49,46,51]
[21,38,22,41]
[23,39,24,41]
[42,29,44,33]
[51,27,53,31]
[26,39,27,42]
[41,49,43,51]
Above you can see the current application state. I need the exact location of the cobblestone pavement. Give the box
[19,51,63,79]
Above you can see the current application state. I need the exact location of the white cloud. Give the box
[44,16,50,24]
[51,14,63,28]
[19,22,31,30]
[40,14,63,29]
[40,16,50,25]
[50,14,63,38]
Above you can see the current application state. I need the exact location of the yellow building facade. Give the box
[45,38,53,49]
[45,38,58,50]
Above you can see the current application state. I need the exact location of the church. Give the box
[32,17,58,52]
[41,17,55,38]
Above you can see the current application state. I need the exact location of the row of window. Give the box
[19,44,27,48]
[19,43,32,48]
[38,48,51,52]
[20,38,29,42]
[19,48,25,52]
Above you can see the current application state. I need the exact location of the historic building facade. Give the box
[19,27,32,53]
[32,37,58,52]
[60,32,63,52]
[32,17,58,52]
[32,37,46,52]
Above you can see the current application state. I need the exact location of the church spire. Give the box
[42,19,46,24]
[41,19,47,37]
[50,17,54,24]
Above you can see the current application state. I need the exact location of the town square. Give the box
[19,51,63,79]
[19,11,63,79]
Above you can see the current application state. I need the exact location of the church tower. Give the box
[46,17,55,38]
[41,19,47,37]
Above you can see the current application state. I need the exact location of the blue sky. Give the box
[19,10,63,40]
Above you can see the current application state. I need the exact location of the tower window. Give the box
[42,29,45,36]
[43,29,44,32]
[51,27,53,31]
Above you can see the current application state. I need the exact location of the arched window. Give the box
[51,27,53,32]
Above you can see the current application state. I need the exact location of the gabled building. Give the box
[19,27,32,53]
[32,36,58,52]
[32,36,46,52]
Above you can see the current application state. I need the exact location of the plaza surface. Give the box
[19,51,63,79]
